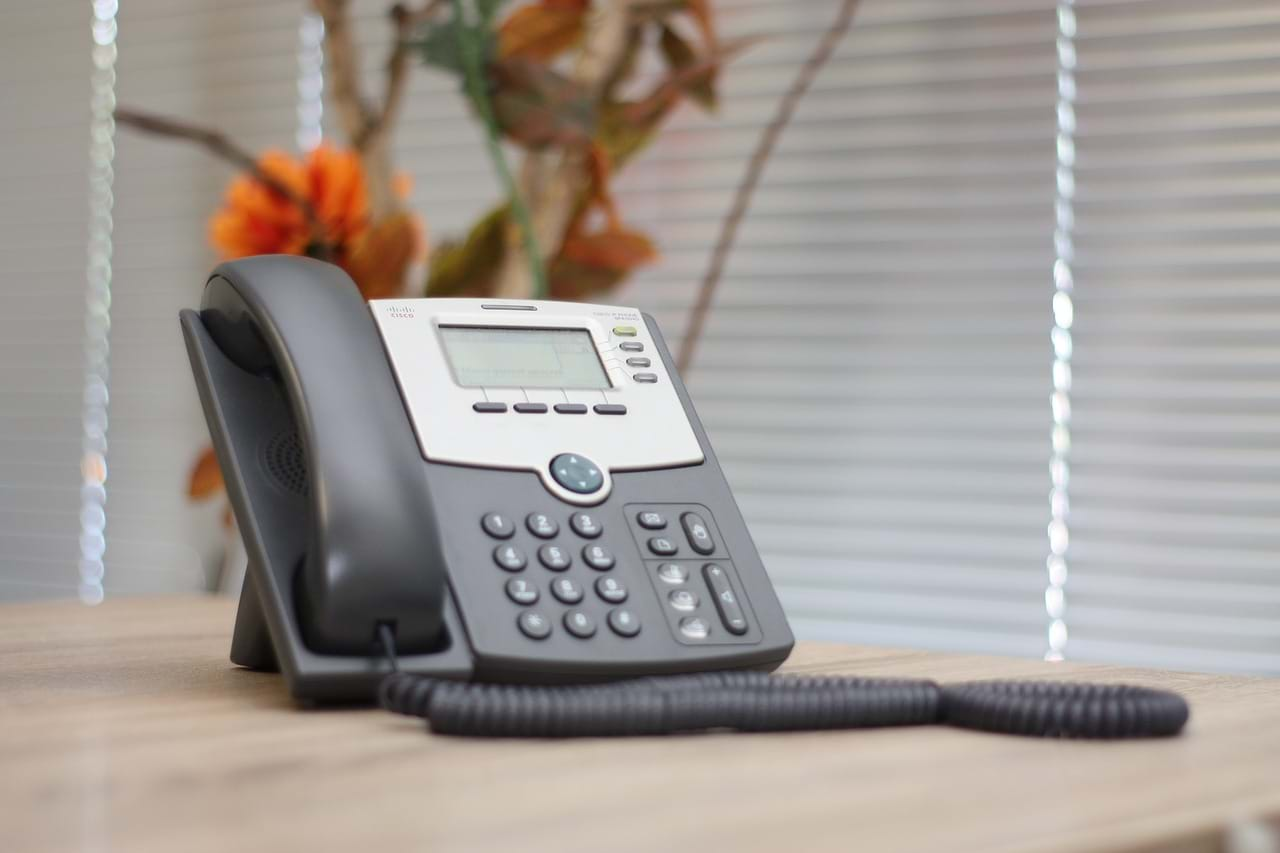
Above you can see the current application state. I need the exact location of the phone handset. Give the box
[200,255,445,655]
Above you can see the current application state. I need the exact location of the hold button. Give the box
[703,563,748,635]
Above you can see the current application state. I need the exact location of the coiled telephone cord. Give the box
[374,627,1188,739]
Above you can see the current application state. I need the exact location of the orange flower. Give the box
[209,145,370,263]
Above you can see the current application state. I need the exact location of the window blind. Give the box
[1067,0,1280,673]
[0,1,94,600]
[3,0,1279,675]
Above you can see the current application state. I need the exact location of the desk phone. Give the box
[181,255,793,702]
[180,256,1187,739]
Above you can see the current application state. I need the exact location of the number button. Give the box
[517,611,552,639]
[595,576,627,603]
[570,512,603,538]
[647,536,678,556]
[526,513,559,539]
[538,544,572,572]
[493,544,527,572]
[551,577,584,604]
[563,610,597,638]
[636,511,666,530]
[608,608,641,637]
[505,578,539,605]
[582,544,616,571]
[680,512,715,555]
[481,512,514,539]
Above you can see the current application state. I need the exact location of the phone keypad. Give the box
[482,509,642,642]
[482,504,756,646]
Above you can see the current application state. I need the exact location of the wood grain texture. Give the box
[1,597,1278,853]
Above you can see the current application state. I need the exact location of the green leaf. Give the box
[659,23,717,112]
[415,19,467,75]
[477,0,512,25]
[426,205,509,297]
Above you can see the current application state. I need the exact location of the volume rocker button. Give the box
[703,563,748,635]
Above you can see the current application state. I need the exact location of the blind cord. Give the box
[373,630,1188,739]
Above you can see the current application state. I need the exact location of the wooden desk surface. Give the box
[2,597,1279,853]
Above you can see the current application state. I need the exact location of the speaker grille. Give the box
[262,429,309,497]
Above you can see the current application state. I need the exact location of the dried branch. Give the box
[359,0,447,150]
[113,106,330,257]
[313,0,428,220]
[675,0,861,373]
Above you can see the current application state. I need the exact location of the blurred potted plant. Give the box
[116,0,859,590]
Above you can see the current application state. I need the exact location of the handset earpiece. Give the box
[201,255,446,655]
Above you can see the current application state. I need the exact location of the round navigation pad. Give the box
[549,453,604,494]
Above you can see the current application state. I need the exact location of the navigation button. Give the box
[593,404,627,416]
[514,402,548,414]
[703,563,748,635]
[472,402,507,413]
[517,610,552,639]
[481,512,515,540]
[632,373,658,384]
[619,342,644,352]
[608,608,641,637]
[680,512,715,555]
[625,357,651,368]
[550,453,604,494]
[553,403,588,414]
[612,326,637,337]
[563,610,597,638]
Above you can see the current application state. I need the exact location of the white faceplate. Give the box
[369,298,704,505]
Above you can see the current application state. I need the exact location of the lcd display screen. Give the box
[438,325,611,390]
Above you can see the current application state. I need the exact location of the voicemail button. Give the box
[704,563,748,636]
[680,512,715,555]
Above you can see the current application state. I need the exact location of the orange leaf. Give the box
[188,446,224,500]
[585,144,622,231]
[561,226,658,272]
[343,212,424,301]
[499,3,587,60]
[686,0,717,49]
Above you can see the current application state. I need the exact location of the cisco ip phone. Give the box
[181,256,1188,738]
